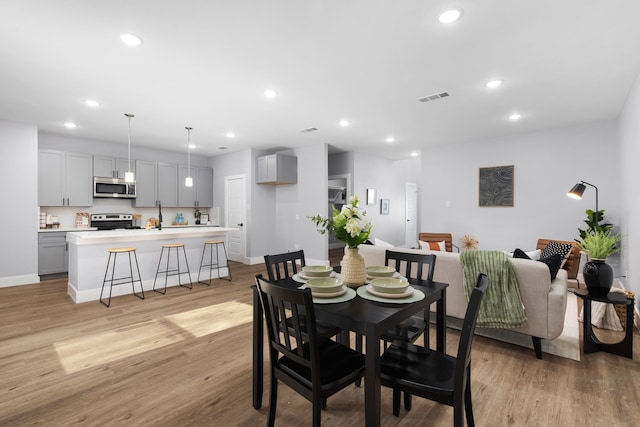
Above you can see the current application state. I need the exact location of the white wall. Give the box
[0,120,39,286]
[420,120,621,256]
[618,70,640,302]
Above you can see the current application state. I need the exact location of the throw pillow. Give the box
[538,253,563,280]
[418,240,446,251]
[374,237,394,247]
[540,241,573,268]
[512,248,531,259]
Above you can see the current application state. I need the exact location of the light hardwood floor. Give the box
[1,258,639,426]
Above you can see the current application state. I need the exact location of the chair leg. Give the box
[465,374,475,427]
[267,376,278,427]
[392,388,401,416]
[179,246,193,289]
[355,333,362,387]
[313,400,322,427]
[404,391,412,411]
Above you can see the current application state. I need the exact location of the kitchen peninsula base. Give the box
[66,227,236,303]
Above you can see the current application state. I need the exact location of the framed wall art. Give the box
[380,199,390,215]
[479,165,514,207]
[366,188,376,205]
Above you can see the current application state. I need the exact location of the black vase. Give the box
[583,259,614,298]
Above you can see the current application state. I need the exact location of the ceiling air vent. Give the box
[301,127,319,133]
[418,92,450,103]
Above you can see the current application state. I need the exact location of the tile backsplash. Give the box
[39,199,219,229]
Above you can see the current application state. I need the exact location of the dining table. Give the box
[252,272,448,427]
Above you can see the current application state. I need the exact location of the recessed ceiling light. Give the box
[339,119,350,127]
[438,8,462,24]
[188,144,196,149]
[84,99,100,107]
[226,132,236,138]
[386,137,395,143]
[411,151,420,157]
[485,80,503,89]
[509,113,522,120]
[264,89,278,98]
[120,33,143,46]
[64,122,77,129]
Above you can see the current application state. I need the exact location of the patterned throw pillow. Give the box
[540,241,573,262]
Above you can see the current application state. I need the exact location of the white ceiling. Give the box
[1,1,640,160]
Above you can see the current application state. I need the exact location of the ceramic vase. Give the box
[340,247,366,287]
[583,259,614,298]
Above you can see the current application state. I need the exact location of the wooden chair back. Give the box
[536,238,580,280]
[418,232,454,252]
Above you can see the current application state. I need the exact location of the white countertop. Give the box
[66,226,236,245]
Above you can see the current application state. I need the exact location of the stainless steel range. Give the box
[90,213,137,230]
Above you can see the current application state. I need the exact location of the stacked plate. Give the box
[367,278,414,298]
[306,277,346,298]
[300,265,334,280]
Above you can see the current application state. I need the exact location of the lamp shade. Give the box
[567,183,586,200]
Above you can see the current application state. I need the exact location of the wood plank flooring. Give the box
[1,257,639,426]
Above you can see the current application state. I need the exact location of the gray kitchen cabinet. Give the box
[134,160,178,207]
[178,166,213,207]
[38,232,68,275]
[256,154,297,184]
[93,155,135,179]
[38,150,92,207]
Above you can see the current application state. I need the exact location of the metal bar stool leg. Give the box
[100,252,114,307]
[219,241,232,281]
[129,250,144,300]
[179,245,193,289]
[153,246,167,294]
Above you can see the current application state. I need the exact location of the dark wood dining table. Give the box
[252,276,448,427]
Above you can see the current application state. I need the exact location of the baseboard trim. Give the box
[0,274,40,288]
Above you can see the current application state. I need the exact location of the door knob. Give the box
[237,223,244,227]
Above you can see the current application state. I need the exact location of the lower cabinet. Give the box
[38,232,68,275]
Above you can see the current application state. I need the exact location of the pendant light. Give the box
[124,113,135,183]
[185,126,193,187]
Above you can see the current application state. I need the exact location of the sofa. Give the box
[356,244,568,358]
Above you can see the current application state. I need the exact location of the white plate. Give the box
[366,271,402,280]
[299,271,336,280]
[366,284,414,299]
[312,285,347,298]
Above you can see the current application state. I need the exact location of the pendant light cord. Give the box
[125,113,134,173]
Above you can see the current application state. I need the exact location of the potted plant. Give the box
[576,230,621,297]
[309,196,372,286]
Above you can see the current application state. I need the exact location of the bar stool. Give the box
[100,247,144,307]
[197,240,232,284]
[153,243,193,294]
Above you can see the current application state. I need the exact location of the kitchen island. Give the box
[66,227,236,303]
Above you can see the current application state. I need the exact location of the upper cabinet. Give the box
[178,166,213,208]
[93,155,135,179]
[134,161,178,208]
[38,149,92,207]
[256,154,297,185]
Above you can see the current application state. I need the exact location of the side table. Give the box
[574,288,634,359]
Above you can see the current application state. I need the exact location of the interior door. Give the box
[225,174,246,263]
[405,182,418,247]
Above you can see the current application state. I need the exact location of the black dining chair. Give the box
[380,273,489,426]
[264,250,306,281]
[263,251,342,341]
[255,275,365,427]
[382,250,437,346]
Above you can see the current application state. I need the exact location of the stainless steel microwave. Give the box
[93,177,137,198]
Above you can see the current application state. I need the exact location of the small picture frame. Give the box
[380,199,390,215]
[366,188,376,205]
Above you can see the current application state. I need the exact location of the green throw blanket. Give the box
[460,250,526,328]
